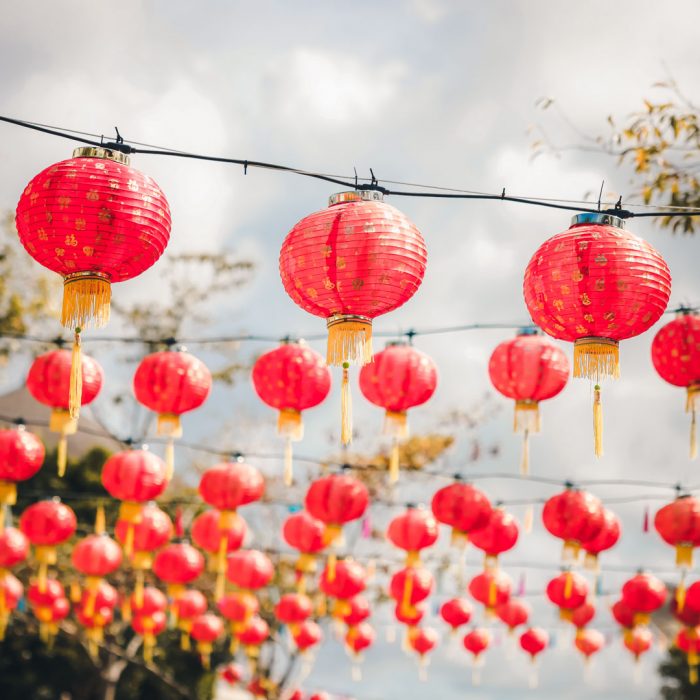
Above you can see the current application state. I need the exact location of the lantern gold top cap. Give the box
[73,146,130,166]
[570,212,626,229]
[329,190,384,207]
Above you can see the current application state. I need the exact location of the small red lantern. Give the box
[71,533,122,616]
[542,488,605,561]
[220,663,244,686]
[342,595,371,627]
[440,597,473,632]
[0,426,45,505]
[469,507,519,569]
[132,610,167,663]
[677,627,700,685]
[133,347,212,478]
[495,598,530,633]
[523,212,671,455]
[153,542,204,600]
[275,592,313,634]
[409,626,438,679]
[130,585,168,619]
[218,591,259,647]
[26,349,103,474]
[28,578,69,644]
[345,620,375,656]
[395,601,425,628]
[237,616,270,661]
[488,329,569,473]
[574,628,604,661]
[20,499,76,591]
[75,581,117,659]
[0,527,29,569]
[387,506,438,567]
[624,627,653,662]
[520,627,549,688]
[359,342,437,480]
[463,628,491,683]
[651,310,700,458]
[173,588,208,651]
[570,601,596,633]
[321,559,366,617]
[252,341,331,484]
[226,549,274,593]
[0,571,23,640]
[469,570,512,614]
[389,566,433,615]
[282,510,326,584]
[546,571,589,620]
[293,619,323,652]
[190,613,223,669]
[581,508,621,570]
[611,599,636,633]
[101,449,168,556]
[654,495,700,568]
[431,480,492,547]
[620,572,667,625]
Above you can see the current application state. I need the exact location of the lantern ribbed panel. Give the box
[153,543,204,585]
[19,500,76,546]
[191,613,224,643]
[431,482,492,534]
[0,428,45,481]
[621,573,667,613]
[27,349,103,408]
[71,534,122,576]
[133,350,212,416]
[652,314,700,387]
[101,450,168,502]
[387,508,438,553]
[469,509,519,556]
[305,474,369,526]
[582,508,621,555]
[519,628,548,656]
[174,590,207,620]
[571,602,596,628]
[218,592,259,621]
[275,593,313,624]
[654,497,700,547]
[114,503,172,552]
[524,222,671,344]
[546,572,588,610]
[198,462,265,511]
[612,600,636,628]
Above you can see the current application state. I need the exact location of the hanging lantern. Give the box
[611,599,636,641]
[408,626,438,681]
[651,310,700,458]
[0,527,29,569]
[624,627,653,662]
[153,542,204,602]
[542,487,605,562]
[75,580,117,659]
[220,662,244,686]
[581,508,621,571]
[469,570,512,616]
[173,589,208,651]
[252,341,331,485]
[654,494,700,569]
[282,510,326,590]
[130,585,168,620]
[345,620,375,676]
[358,342,437,480]
[0,426,45,507]
[20,499,76,591]
[226,549,274,595]
[469,507,519,570]
[237,615,270,665]
[387,505,438,567]
[488,329,569,473]
[321,559,366,619]
[677,627,700,685]
[17,148,171,424]
[519,627,549,689]
[132,610,167,663]
[431,480,492,547]
[463,628,491,685]
[395,601,425,630]
[27,579,69,644]
[293,619,323,653]
[192,508,247,601]
[574,628,605,663]
[389,566,433,617]
[342,595,371,627]
[570,601,596,636]
[620,572,667,625]
[190,613,223,669]
[275,592,313,637]
[101,449,168,556]
[523,211,671,456]
[71,532,122,617]
[218,591,259,651]
[546,571,589,621]
[0,571,23,640]
[672,596,700,628]
[26,349,103,475]
[495,598,530,634]
[440,597,473,633]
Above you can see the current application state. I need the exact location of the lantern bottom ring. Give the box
[62,271,112,330]
[326,314,373,366]
[573,337,619,381]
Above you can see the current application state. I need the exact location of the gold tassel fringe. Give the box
[573,337,620,381]
[95,504,105,534]
[61,273,111,329]
[690,664,699,686]
[384,411,408,438]
[326,315,372,366]
[0,481,17,507]
[57,433,68,478]
[688,386,699,461]
[563,571,573,599]
[389,439,400,483]
[514,401,540,434]
[520,430,530,476]
[164,438,175,482]
[341,363,352,446]
[69,330,82,420]
[157,413,182,438]
[593,385,603,458]
[284,437,293,486]
[278,409,303,441]
[523,505,534,534]
[677,544,694,569]
[401,572,414,616]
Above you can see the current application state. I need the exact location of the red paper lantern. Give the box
[0,527,29,569]
[570,601,596,631]
[130,586,167,618]
[581,508,621,570]
[546,572,589,620]
[28,578,69,644]
[651,310,700,458]
[654,495,700,568]
[520,627,549,659]
[190,613,224,669]
[275,593,313,629]
[574,628,604,660]
[173,589,208,650]
[279,190,427,367]
[220,663,244,686]
[71,533,122,618]
[238,616,270,659]
[78,580,118,617]
[293,619,323,652]
[343,595,371,626]
[463,628,491,659]
[624,627,653,661]
[199,460,264,515]
[218,591,259,645]
[359,342,437,480]
[0,426,45,505]
[252,341,331,484]
[431,480,492,546]
[677,627,700,684]
[389,567,433,612]
[496,598,530,632]
[282,510,326,580]
[440,597,473,631]
[469,508,519,569]
[101,449,168,556]
[76,581,117,658]
[409,626,438,659]
[345,621,375,656]
[226,549,274,593]
[320,559,366,607]
[0,572,23,640]
[611,599,636,630]
[620,572,667,625]
[20,499,76,590]
[132,610,167,663]
[387,506,438,566]
[394,601,425,627]
[153,542,204,598]
[523,212,671,455]
[542,488,605,561]
[469,570,512,613]
[672,597,700,627]
[488,329,569,473]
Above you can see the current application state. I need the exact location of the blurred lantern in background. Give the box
[252,341,331,484]
[133,347,212,479]
[320,559,366,620]
[226,549,274,595]
[651,310,700,459]
[463,628,491,685]
[237,615,270,666]
[440,597,473,634]
[132,609,167,663]
[220,662,244,686]
[581,508,621,571]
[293,619,323,653]
[27,578,69,645]
[359,342,437,480]
[469,507,519,570]
[153,541,204,607]
[496,597,530,634]
[345,621,375,681]
[677,627,700,685]
[218,591,259,652]
[574,628,605,663]
[488,329,569,473]
[174,588,208,651]
[546,571,589,621]
[431,479,492,548]
[389,566,433,618]
[523,211,671,456]
[0,571,23,640]
[279,190,427,445]
[624,627,653,663]
[408,626,438,681]
[0,527,29,570]
[611,599,636,642]
[387,505,438,567]
[75,580,117,659]
[620,572,667,625]
[469,570,512,616]
[519,627,549,689]
[282,510,326,590]
[190,613,224,669]
[570,601,596,638]
[275,592,313,637]
[0,426,45,508]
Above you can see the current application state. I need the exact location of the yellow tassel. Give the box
[573,337,619,381]
[564,571,573,599]
[69,330,83,420]
[284,437,293,486]
[520,429,530,475]
[326,315,372,366]
[488,579,497,608]
[316,594,327,618]
[384,410,408,438]
[135,570,144,608]
[95,503,105,534]
[215,535,228,601]
[229,633,239,654]
[61,272,111,329]
[0,481,17,507]
[327,553,337,582]
[523,505,534,534]
[690,664,699,686]
[676,544,694,568]
[341,363,352,446]
[181,630,191,651]
[688,387,699,461]
[514,401,540,433]
[402,572,414,616]
[70,580,81,603]
[389,439,400,483]
[57,432,68,478]
[124,524,135,558]
[157,413,182,438]
[677,581,687,612]
[278,409,303,441]
[593,385,603,458]
[584,552,599,572]
[143,636,154,664]
[164,438,175,482]
[0,616,8,642]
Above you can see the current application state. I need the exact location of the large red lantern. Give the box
[523,212,671,455]
[275,592,313,633]
[17,148,171,422]
[102,449,168,556]
[252,341,331,484]
[389,567,433,615]
[655,495,700,569]
[293,619,323,652]
[624,627,653,662]
[431,480,492,547]
[0,426,44,505]
[27,349,104,475]
[20,499,76,590]
[496,598,530,633]
[574,628,604,661]
[546,571,589,620]
[651,311,700,458]
[542,488,605,561]
[581,508,621,570]
[440,597,473,632]
[358,342,437,480]
[387,506,438,566]
[0,527,29,569]
[153,542,204,600]
[0,572,23,640]
[620,572,667,625]
[133,347,212,478]
[677,627,700,685]
[226,549,274,594]
[71,532,122,616]
[469,507,519,569]
[488,329,569,473]
[190,613,224,669]
[469,570,512,614]
[282,510,326,585]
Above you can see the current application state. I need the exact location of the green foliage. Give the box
[659,648,700,699]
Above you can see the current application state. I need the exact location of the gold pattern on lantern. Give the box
[581,293,592,306]
[595,279,605,291]
[352,279,364,290]
[55,248,65,257]
[127,179,139,192]
[572,271,584,282]
[58,196,71,209]
[551,269,561,280]
[86,189,99,201]
[306,288,318,300]
[323,245,332,257]
[595,255,608,265]
[553,300,564,311]
[75,218,86,231]
[323,278,335,290]
[584,314,595,323]
[65,234,78,247]
[560,285,570,294]
[38,228,48,241]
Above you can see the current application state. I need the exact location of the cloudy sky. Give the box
[1,1,700,698]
